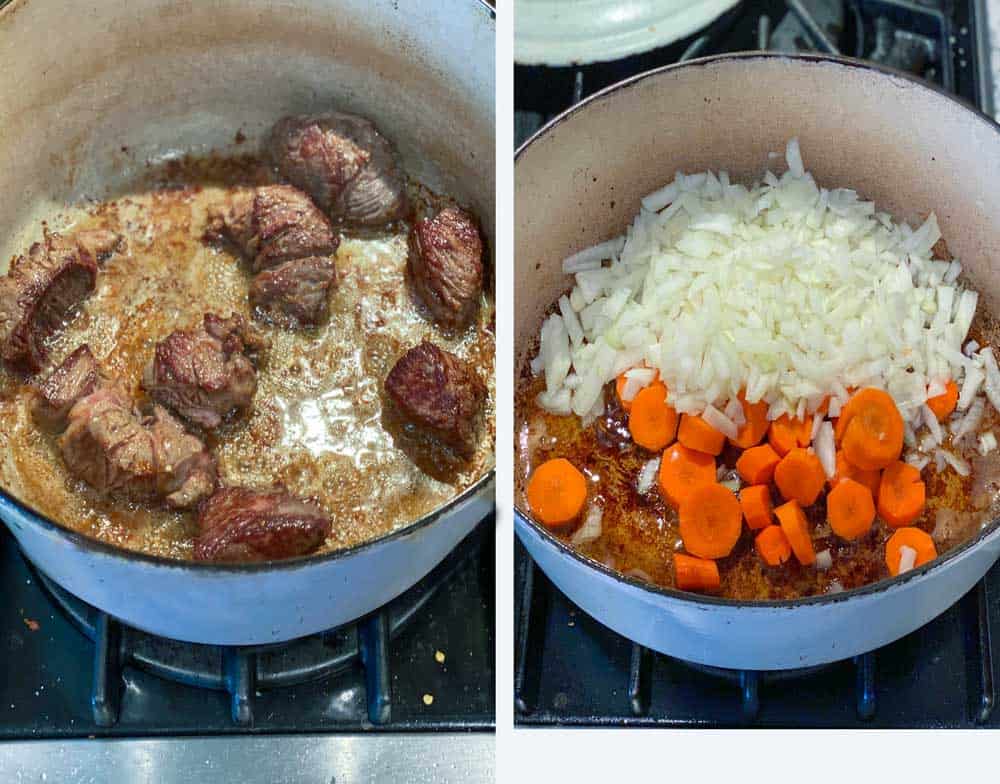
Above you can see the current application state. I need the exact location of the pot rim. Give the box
[514,50,1000,609]
[0,0,497,574]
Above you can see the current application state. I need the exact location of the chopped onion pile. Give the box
[533,139,988,435]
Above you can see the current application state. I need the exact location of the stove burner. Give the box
[33,525,485,728]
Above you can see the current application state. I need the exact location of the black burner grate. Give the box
[514,540,998,728]
[0,518,494,737]
[514,0,997,728]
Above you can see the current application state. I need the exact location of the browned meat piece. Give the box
[147,405,219,509]
[384,341,486,457]
[204,185,339,273]
[249,256,337,328]
[31,344,103,432]
[194,486,332,562]
[142,313,265,430]
[409,207,484,328]
[0,233,100,371]
[59,386,217,509]
[60,385,158,499]
[269,113,408,227]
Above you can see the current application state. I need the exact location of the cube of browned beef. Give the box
[194,486,332,562]
[0,233,110,371]
[269,113,408,227]
[409,206,484,328]
[249,256,337,328]
[142,313,265,430]
[384,341,486,458]
[204,185,339,273]
[59,386,218,509]
[31,344,103,432]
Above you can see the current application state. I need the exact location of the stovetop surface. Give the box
[514,0,999,728]
[0,519,494,737]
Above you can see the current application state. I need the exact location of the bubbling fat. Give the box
[0,156,495,560]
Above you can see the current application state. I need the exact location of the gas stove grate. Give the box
[0,519,494,737]
[514,540,998,727]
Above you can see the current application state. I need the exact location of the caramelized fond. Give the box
[0,155,495,561]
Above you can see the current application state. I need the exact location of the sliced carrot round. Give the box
[877,460,926,528]
[755,525,792,566]
[739,484,774,530]
[830,450,881,497]
[628,381,678,451]
[728,391,769,449]
[674,553,721,593]
[827,478,875,541]
[837,388,904,470]
[768,414,812,457]
[926,380,958,422]
[658,442,716,508]
[885,527,937,576]
[679,483,742,560]
[678,413,726,455]
[774,499,816,565]
[526,458,588,528]
[736,443,781,485]
[773,447,826,506]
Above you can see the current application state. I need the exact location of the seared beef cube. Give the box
[59,387,217,509]
[269,113,408,227]
[249,256,337,328]
[31,344,102,432]
[147,405,218,509]
[384,341,485,457]
[409,207,484,328]
[60,386,159,499]
[142,313,264,430]
[205,185,339,273]
[194,486,332,562]
[0,233,100,370]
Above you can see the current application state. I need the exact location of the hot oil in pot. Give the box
[0,156,495,559]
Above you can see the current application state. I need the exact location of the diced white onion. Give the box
[922,404,943,445]
[571,505,603,545]
[815,421,836,479]
[936,448,971,477]
[810,413,824,443]
[724,397,746,426]
[905,453,931,471]
[637,458,660,495]
[897,545,918,574]
[827,580,845,594]
[785,137,805,178]
[979,431,997,456]
[952,397,985,441]
[815,549,832,571]
[562,236,626,273]
[702,404,738,440]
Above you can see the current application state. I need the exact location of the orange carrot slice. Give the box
[885,527,937,576]
[678,483,742,559]
[736,443,781,485]
[773,447,826,506]
[674,553,721,593]
[628,381,678,451]
[837,388,904,470]
[827,478,875,540]
[926,380,958,422]
[755,525,792,566]
[728,391,770,449]
[877,460,926,528]
[830,450,881,497]
[739,484,774,530]
[678,413,726,455]
[526,458,588,528]
[658,443,716,508]
[774,499,816,565]
[768,414,813,457]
